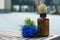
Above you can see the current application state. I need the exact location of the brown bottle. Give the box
[37,14,49,37]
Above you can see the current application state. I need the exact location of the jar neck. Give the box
[40,13,46,20]
[40,17,46,20]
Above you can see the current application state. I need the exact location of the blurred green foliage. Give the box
[24,18,35,26]
[13,7,17,12]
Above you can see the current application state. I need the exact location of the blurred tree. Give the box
[54,3,59,14]
[12,0,19,5]
[11,0,36,12]
[13,7,17,12]
[44,0,51,5]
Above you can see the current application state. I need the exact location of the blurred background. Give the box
[11,0,60,14]
[0,0,60,14]
[11,0,60,13]
[0,0,60,36]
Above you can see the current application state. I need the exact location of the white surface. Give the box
[0,33,60,40]
[45,35,60,40]
[0,12,60,35]
[21,35,60,40]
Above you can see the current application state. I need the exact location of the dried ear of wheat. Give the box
[37,3,47,14]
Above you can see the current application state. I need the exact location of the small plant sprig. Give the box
[24,18,35,26]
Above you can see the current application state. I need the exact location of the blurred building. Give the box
[0,0,11,13]
[0,0,45,12]
[52,0,60,11]
[0,0,37,12]
[0,0,46,13]
[44,0,60,13]
[0,0,60,13]
[11,0,36,12]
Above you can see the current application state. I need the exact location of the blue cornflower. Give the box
[22,25,40,38]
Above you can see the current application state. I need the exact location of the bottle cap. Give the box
[40,14,46,18]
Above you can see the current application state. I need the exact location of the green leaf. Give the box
[24,18,35,26]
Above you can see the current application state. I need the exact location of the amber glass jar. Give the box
[37,14,49,37]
